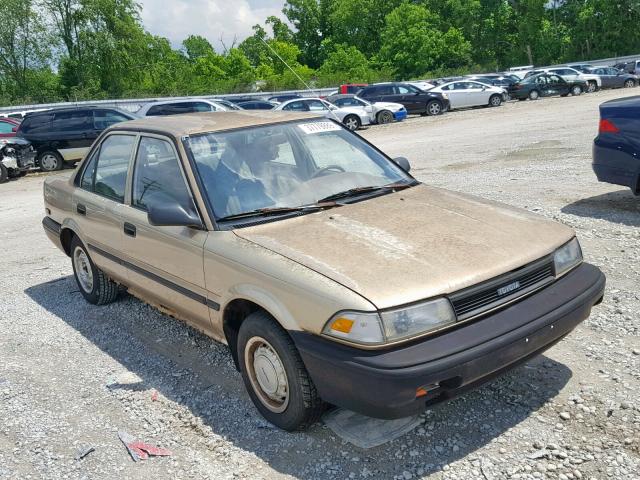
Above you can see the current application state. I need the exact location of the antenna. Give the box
[258,36,342,123]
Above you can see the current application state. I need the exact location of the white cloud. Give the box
[138,0,286,50]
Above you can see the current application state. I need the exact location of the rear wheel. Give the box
[571,85,583,96]
[377,110,394,124]
[238,311,324,431]
[38,150,63,172]
[343,115,361,131]
[0,164,8,183]
[426,100,443,116]
[489,94,502,107]
[624,79,636,88]
[71,236,120,305]
[529,90,540,100]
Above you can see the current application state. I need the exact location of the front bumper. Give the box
[292,263,605,419]
[394,110,408,122]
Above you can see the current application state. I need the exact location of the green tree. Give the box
[317,43,374,86]
[378,3,471,79]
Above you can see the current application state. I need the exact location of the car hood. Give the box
[373,102,405,111]
[234,184,575,309]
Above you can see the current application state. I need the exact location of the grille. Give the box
[450,258,555,321]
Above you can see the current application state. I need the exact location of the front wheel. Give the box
[571,85,583,96]
[38,151,63,172]
[377,110,394,124]
[489,94,502,107]
[529,90,540,100]
[343,115,361,131]
[71,236,120,305]
[586,81,597,93]
[426,100,443,116]
[238,311,324,431]
[624,79,636,88]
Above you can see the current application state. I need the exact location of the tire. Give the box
[489,94,502,107]
[0,164,8,183]
[70,236,120,305]
[377,110,394,124]
[624,79,635,88]
[343,115,361,131]
[38,150,64,172]
[571,85,582,96]
[528,90,540,100]
[586,81,597,93]
[426,100,443,116]
[238,311,324,431]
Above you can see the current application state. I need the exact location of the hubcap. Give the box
[625,80,634,88]
[40,154,58,171]
[245,336,289,413]
[346,118,358,130]
[492,97,500,106]
[428,103,440,115]
[573,87,581,95]
[73,246,94,293]
[531,91,539,99]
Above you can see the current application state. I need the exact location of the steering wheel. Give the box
[311,165,346,179]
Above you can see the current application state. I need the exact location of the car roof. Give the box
[108,111,318,137]
[24,106,131,117]
[142,99,216,106]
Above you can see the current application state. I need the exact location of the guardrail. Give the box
[2,53,639,115]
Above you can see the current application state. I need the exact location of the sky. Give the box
[138,0,286,50]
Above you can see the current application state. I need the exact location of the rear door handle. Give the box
[124,222,136,237]
[77,203,86,215]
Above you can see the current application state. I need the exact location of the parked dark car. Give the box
[16,107,136,171]
[226,96,262,104]
[586,67,638,89]
[613,60,640,75]
[0,117,21,138]
[267,94,302,103]
[592,96,640,195]
[508,73,586,100]
[236,100,277,110]
[357,83,450,115]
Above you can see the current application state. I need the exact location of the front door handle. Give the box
[77,203,86,215]
[124,222,136,237]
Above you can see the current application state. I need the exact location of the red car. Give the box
[0,117,20,138]
[338,83,368,94]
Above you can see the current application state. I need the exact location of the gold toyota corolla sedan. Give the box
[42,112,606,431]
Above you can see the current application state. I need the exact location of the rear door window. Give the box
[282,101,309,111]
[0,121,14,134]
[53,110,92,132]
[91,135,136,202]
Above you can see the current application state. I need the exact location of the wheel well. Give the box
[60,228,75,256]
[223,299,268,370]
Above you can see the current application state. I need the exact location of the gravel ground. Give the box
[1,89,639,480]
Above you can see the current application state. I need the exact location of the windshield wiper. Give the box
[317,182,415,203]
[217,202,338,223]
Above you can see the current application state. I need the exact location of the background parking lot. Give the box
[1,89,639,480]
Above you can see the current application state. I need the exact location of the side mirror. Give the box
[393,156,411,172]
[148,202,203,228]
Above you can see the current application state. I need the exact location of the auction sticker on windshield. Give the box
[298,122,343,134]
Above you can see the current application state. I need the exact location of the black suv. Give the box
[357,83,450,115]
[17,107,136,171]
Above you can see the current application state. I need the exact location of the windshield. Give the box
[186,120,413,220]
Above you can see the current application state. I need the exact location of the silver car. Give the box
[428,80,505,109]
[275,98,372,131]
[137,99,231,117]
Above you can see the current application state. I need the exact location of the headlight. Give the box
[554,238,583,277]
[323,298,456,346]
[441,93,449,100]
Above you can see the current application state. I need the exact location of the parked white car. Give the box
[428,80,505,109]
[275,97,372,130]
[527,67,601,92]
[137,99,231,117]
[325,94,408,124]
